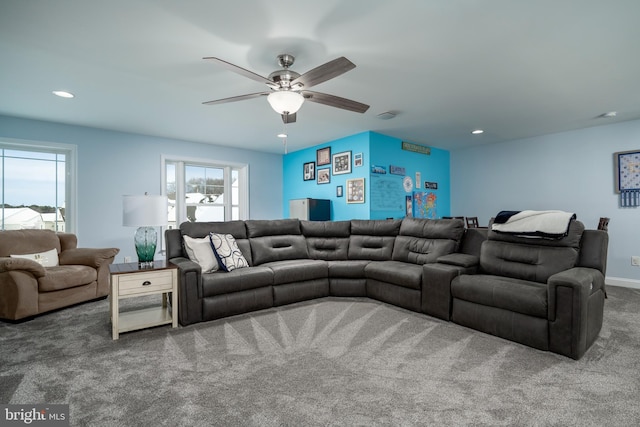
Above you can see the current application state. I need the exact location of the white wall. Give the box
[451,119,640,285]
[0,115,283,263]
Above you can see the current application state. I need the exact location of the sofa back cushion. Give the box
[480,219,585,283]
[348,220,401,260]
[179,221,252,265]
[0,229,61,257]
[392,218,465,264]
[301,220,351,260]
[246,219,309,265]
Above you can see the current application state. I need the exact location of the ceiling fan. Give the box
[202,54,370,123]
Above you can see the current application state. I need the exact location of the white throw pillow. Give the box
[209,233,249,272]
[183,235,219,273]
[10,248,59,267]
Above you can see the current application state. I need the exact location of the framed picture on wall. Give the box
[316,147,331,166]
[346,177,365,203]
[354,153,363,167]
[303,161,315,181]
[317,168,331,184]
[332,151,352,175]
[336,185,343,197]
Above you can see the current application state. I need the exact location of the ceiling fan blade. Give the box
[302,91,369,113]
[202,92,269,105]
[203,57,273,85]
[281,113,297,124]
[291,57,356,89]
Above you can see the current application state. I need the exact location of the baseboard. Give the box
[606,276,640,289]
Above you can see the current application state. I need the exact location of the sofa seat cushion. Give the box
[262,259,328,285]
[364,261,423,290]
[202,266,274,297]
[38,265,97,292]
[452,274,548,318]
[328,260,371,278]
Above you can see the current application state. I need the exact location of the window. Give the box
[163,156,248,229]
[0,140,76,232]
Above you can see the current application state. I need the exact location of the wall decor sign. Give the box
[332,151,352,175]
[406,195,413,217]
[614,149,640,207]
[371,165,387,174]
[317,168,331,184]
[346,178,365,203]
[316,147,331,166]
[303,162,315,181]
[403,176,413,192]
[401,141,431,155]
[354,153,363,167]
[336,185,343,197]
[424,181,438,189]
[415,172,421,189]
[389,165,405,175]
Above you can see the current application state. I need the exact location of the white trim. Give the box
[0,137,77,233]
[606,276,640,289]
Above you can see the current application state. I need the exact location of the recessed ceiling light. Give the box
[52,90,74,98]
[277,133,287,138]
[471,129,484,135]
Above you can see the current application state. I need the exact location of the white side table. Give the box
[109,261,178,340]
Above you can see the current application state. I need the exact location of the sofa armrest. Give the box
[422,262,478,320]
[0,257,46,278]
[436,253,479,268]
[547,267,606,359]
[169,256,204,326]
[59,248,120,268]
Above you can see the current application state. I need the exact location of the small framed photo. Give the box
[332,151,352,175]
[346,177,365,203]
[354,153,363,167]
[303,162,315,181]
[336,185,343,197]
[316,147,331,166]
[317,168,331,184]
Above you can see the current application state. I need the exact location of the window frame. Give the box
[161,154,249,228]
[0,138,77,232]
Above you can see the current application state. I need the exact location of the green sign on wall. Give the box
[401,141,431,155]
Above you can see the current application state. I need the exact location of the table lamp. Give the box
[122,193,167,267]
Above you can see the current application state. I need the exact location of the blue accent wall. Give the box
[283,131,451,220]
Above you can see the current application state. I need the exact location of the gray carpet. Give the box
[1,285,639,426]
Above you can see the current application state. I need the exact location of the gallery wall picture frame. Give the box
[346,177,365,203]
[354,152,363,167]
[614,149,640,193]
[303,161,316,181]
[316,147,331,166]
[317,168,331,184]
[332,150,352,175]
[336,185,343,197]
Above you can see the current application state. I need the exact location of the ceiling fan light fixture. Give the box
[267,91,304,115]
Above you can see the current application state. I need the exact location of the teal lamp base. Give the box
[134,226,157,268]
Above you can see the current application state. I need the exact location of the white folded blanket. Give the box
[491,210,576,238]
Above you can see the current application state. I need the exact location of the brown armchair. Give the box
[0,229,119,321]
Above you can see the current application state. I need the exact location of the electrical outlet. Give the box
[124,256,132,263]
[631,256,640,266]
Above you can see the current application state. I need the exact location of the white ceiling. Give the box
[1,0,639,154]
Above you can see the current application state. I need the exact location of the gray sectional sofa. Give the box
[165,217,608,359]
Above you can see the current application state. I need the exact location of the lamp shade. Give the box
[122,195,167,227]
[267,91,304,115]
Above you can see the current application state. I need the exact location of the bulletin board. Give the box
[370,175,405,211]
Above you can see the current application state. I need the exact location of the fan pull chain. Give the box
[282,123,288,154]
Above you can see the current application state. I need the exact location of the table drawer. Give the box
[116,270,174,296]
